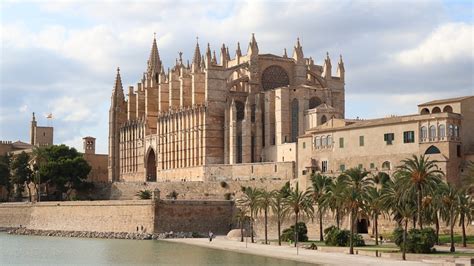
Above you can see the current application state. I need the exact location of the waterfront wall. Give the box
[155,200,234,235]
[0,199,234,235]
[0,200,155,233]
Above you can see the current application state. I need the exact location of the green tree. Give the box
[36,145,91,199]
[366,186,384,247]
[456,188,472,248]
[440,182,459,252]
[310,173,332,241]
[237,187,261,243]
[271,187,288,246]
[283,183,314,247]
[257,189,273,244]
[395,202,416,260]
[234,207,250,242]
[396,155,443,229]
[342,167,373,255]
[10,152,32,201]
[324,175,347,229]
[0,154,12,201]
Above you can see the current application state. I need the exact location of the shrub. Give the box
[220,181,228,188]
[281,222,308,242]
[136,189,152,199]
[224,192,232,200]
[392,227,436,253]
[166,190,179,200]
[324,226,365,247]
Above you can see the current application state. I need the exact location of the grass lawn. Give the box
[438,234,474,245]
[428,251,474,257]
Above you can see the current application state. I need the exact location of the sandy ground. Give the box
[163,236,432,266]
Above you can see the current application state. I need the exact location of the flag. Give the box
[46,113,53,119]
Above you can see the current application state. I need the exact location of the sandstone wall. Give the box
[0,200,155,233]
[155,200,234,235]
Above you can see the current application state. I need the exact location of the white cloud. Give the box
[396,22,474,65]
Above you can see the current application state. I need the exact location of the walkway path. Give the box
[164,237,431,265]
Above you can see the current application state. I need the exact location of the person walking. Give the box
[208,231,214,242]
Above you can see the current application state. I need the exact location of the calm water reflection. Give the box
[0,233,316,265]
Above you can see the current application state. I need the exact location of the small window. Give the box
[420,126,428,139]
[321,161,328,173]
[403,131,415,143]
[370,163,375,169]
[322,136,327,147]
[327,135,332,146]
[339,137,344,148]
[274,165,277,172]
[315,137,321,149]
[302,170,307,175]
[438,125,446,139]
[358,164,363,169]
[339,164,345,172]
[302,142,306,149]
[382,161,391,170]
[359,136,364,146]
[384,133,394,145]
[457,145,461,157]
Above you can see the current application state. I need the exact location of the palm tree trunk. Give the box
[375,214,379,257]
[336,209,340,229]
[240,220,244,242]
[277,216,281,246]
[403,219,408,261]
[435,212,440,245]
[417,185,423,229]
[319,210,324,241]
[251,212,254,243]
[450,208,455,252]
[461,213,466,248]
[27,182,32,202]
[349,209,354,255]
[264,207,268,245]
[294,212,298,247]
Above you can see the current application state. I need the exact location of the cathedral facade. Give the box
[108,34,345,182]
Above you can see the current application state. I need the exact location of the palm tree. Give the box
[343,167,373,255]
[283,183,314,247]
[324,175,348,229]
[440,182,459,252]
[456,188,472,248]
[396,201,416,261]
[257,189,273,244]
[396,154,444,229]
[237,187,261,243]
[366,186,384,247]
[271,188,288,246]
[310,173,332,241]
[234,207,249,242]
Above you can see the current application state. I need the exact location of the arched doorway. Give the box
[357,219,369,233]
[146,149,157,182]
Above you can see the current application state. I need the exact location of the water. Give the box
[0,233,315,265]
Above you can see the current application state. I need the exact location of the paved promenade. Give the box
[164,237,432,265]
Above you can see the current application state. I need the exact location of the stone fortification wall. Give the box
[110,179,290,200]
[155,200,234,235]
[0,200,155,233]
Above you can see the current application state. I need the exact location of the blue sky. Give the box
[1,0,473,154]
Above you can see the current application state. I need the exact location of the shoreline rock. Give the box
[6,227,200,240]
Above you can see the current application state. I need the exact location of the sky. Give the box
[0,0,473,154]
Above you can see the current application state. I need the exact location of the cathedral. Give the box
[108,34,345,182]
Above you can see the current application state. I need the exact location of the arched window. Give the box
[321,136,327,147]
[454,126,459,137]
[309,97,322,109]
[420,126,427,139]
[261,65,290,90]
[327,135,332,147]
[235,101,245,121]
[315,136,321,148]
[291,99,299,142]
[382,161,391,170]
[425,145,441,154]
[420,108,430,115]
[443,105,453,113]
[448,125,454,137]
[432,107,441,113]
[321,115,327,124]
[429,125,436,139]
[438,124,446,139]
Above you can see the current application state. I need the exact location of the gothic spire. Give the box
[236,42,242,57]
[212,50,217,65]
[323,52,332,79]
[113,67,125,101]
[283,48,288,58]
[293,37,304,63]
[337,54,345,81]
[248,33,259,56]
[146,34,161,79]
[193,37,201,66]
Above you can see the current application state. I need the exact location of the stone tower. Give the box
[83,136,96,154]
[108,67,127,182]
[30,112,37,145]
